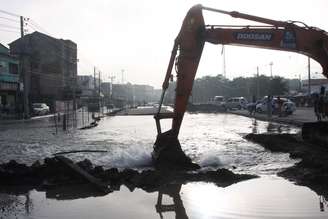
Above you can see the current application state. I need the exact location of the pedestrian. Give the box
[249,95,256,115]
[313,93,321,121]
[319,86,326,120]
[277,96,283,117]
[267,95,272,119]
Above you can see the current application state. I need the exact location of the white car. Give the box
[207,96,226,110]
[225,97,248,110]
[256,97,296,114]
[32,103,50,116]
[282,100,297,115]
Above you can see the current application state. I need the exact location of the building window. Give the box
[9,63,18,74]
[0,61,5,73]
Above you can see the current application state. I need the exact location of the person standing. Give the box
[314,93,321,121]
[249,95,256,115]
[267,95,272,119]
[319,86,326,120]
[277,96,283,117]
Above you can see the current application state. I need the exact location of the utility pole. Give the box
[222,45,226,78]
[98,71,101,114]
[269,62,273,78]
[109,74,115,105]
[72,69,77,128]
[93,66,97,116]
[93,66,96,91]
[109,75,115,96]
[299,74,302,91]
[98,71,101,97]
[256,66,260,99]
[307,57,311,95]
[121,69,124,84]
[20,16,30,118]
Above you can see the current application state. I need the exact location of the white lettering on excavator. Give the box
[236,32,273,41]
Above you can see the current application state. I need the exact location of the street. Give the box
[230,107,317,126]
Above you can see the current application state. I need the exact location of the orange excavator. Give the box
[153,4,328,169]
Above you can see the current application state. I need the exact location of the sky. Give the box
[1,0,328,88]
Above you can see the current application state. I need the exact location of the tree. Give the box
[268,77,288,96]
[164,74,289,104]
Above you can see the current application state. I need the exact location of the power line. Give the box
[0,9,20,18]
[8,14,101,79]
[0,23,20,30]
[28,19,51,35]
[0,28,20,34]
[0,16,19,23]
[19,28,78,65]
[26,18,101,75]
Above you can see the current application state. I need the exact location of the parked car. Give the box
[207,96,226,110]
[32,103,50,116]
[225,97,248,110]
[246,100,262,113]
[211,96,226,105]
[282,100,297,115]
[255,97,296,114]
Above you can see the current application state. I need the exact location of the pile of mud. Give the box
[245,133,328,199]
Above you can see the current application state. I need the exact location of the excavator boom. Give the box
[153,5,328,169]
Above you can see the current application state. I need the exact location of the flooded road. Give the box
[3,112,327,218]
[0,113,298,174]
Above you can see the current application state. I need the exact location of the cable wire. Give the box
[0,16,19,23]
[0,23,20,30]
[0,28,20,34]
[26,20,98,73]
[0,9,20,18]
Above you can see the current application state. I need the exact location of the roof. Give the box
[9,31,76,46]
[302,78,328,86]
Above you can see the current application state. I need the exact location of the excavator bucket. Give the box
[152,130,200,171]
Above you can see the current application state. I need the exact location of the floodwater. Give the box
[0,112,298,173]
[1,112,327,218]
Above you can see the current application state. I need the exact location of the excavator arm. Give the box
[153,5,328,169]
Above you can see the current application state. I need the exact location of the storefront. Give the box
[0,43,20,114]
[0,81,18,113]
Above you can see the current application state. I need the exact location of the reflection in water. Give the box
[0,191,32,218]
[252,119,258,134]
[320,196,327,212]
[155,184,188,219]
[250,120,293,135]
[25,191,32,215]
[266,122,289,134]
[1,177,328,218]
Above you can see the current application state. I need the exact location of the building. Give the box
[9,31,77,111]
[0,43,19,113]
[133,84,155,104]
[302,78,328,94]
[100,82,112,106]
[77,75,104,111]
[111,83,158,107]
[77,75,100,97]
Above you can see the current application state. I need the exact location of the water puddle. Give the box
[1,176,327,219]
